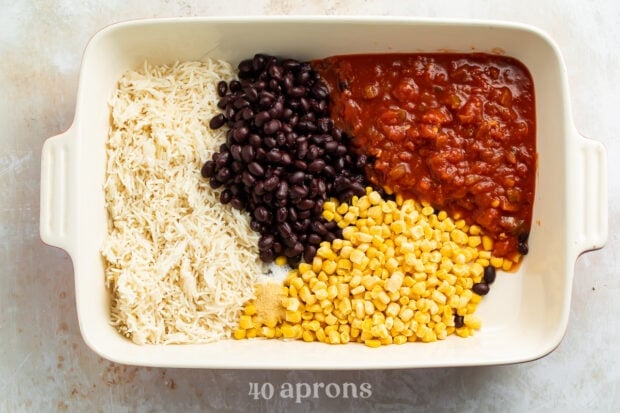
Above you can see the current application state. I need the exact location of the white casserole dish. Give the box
[40,17,608,369]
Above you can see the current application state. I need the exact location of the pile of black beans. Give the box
[201,54,373,265]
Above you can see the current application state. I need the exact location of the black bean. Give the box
[303,245,317,263]
[299,97,311,113]
[230,197,244,210]
[257,147,268,161]
[238,59,253,76]
[297,70,311,85]
[258,234,274,251]
[252,54,266,71]
[240,145,255,163]
[245,87,259,102]
[297,140,308,160]
[324,140,338,153]
[216,81,228,97]
[292,218,304,232]
[311,221,327,235]
[259,96,273,108]
[240,107,254,121]
[283,73,294,91]
[317,117,332,133]
[248,162,264,177]
[272,242,283,254]
[269,64,283,80]
[275,132,287,146]
[262,192,273,204]
[297,199,315,210]
[350,182,366,197]
[301,218,312,230]
[335,157,346,171]
[216,167,231,183]
[288,86,306,98]
[275,181,289,200]
[261,137,275,149]
[290,185,308,199]
[454,314,465,328]
[229,80,241,92]
[323,165,336,177]
[233,98,250,109]
[217,96,231,110]
[231,161,243,173]
[277,222,293,240]
[472,282,490,296]
[324,220,337,231]
[285,171,303,185]
[229,145,242,161]
[311,83,329,99]
[275,207,288,223]
[324,232,336,243]
[298,209,311,219]
[297,120,317,133]
[518,232,529,255]
[244,135,259,149]
[307,145,320,161]
[284,242,304,258]
[274,198,287,208]
[266,149,282,162]
[307,233,322,245]
[356,154,368,169]
[201,160,215,178]
[224,105,235,120]
[288,208,298,222]
[254,181,265,196]
[308,159,326,173]
[259,249,275,263]
[232,126,249,143]
[254,206,270,223]
[281,59,300,71]
[254,111,271,127]
[219,189,233,204]
[209,114,226,129]
[280,153,292,166]
[208,177,222,189]
[263,176,279,192]
[294,160,307,170]
[269,100,284,118]
[484,266,497,284]
[241,170,256,186]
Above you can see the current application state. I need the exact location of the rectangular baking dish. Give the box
[40,17,607,369]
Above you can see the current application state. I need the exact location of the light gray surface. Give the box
[1,1,618,412]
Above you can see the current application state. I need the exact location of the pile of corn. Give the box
[234,188,511,347]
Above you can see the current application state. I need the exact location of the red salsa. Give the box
[313,54,536,259]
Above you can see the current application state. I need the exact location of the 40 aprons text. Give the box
[248,381,372,402]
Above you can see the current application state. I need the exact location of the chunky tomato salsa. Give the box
[313,53,536,259]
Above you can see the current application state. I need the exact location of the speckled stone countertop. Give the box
[1,1,618,412]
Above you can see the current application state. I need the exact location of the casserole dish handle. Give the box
[40,126,78,257]
[573,134,608,255]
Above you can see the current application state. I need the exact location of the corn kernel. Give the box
[351,285,366,296]
[490,256,503,268]
[302,330,315,342]
[261,326,276,338]
[364,338,382,348]
[238,315,253,330]
[482,235,494,251]
[243,304,257,316]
